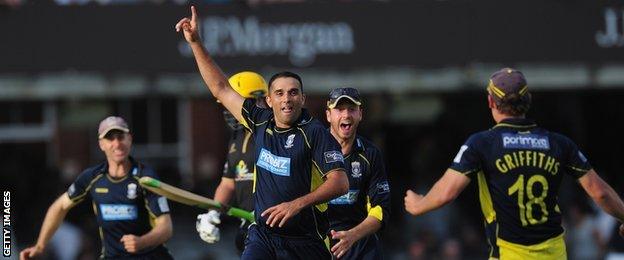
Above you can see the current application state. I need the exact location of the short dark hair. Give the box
[494,92,531,116]
[268,71,303,92]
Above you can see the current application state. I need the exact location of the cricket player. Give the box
[20,116,173,260]
[404,68,624,259]
[176,6,349,259]
[196,71,268,254]
[325,87,391,259]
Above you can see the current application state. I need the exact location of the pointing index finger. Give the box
[191,5,197,22]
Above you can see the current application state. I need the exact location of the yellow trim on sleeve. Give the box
[366,196,383,221]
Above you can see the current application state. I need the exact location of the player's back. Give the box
[451,118,591,247]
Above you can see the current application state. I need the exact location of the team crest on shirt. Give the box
[284,134,295,149]
[351,161,362,178]
[127,183,138,199]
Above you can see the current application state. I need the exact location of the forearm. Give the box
[347,216,381,241]
[594,185,624,222]
[214,179,235,206]
[35,199,70,249]
[294,173,348,209]
[139,215,172,248]
[189,42,229,100]
[412,181,455,216]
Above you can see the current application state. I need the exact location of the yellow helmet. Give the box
[228,71,268,98]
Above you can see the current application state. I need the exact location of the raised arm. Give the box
[175,6,245,121]
[20,193,76,260]
[404,168,471,216]
[579,169,624,236]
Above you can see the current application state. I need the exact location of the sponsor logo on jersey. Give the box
[502,133,550,150]
[95,188,109,193]
[284,134,295,149]
[257,148,291,176]
[376,181,390,194]
[328,190,359,205]
[127,183,138,199]
[235,160,254,181]
[351,161,362,178]
[100,204,138,221]
[324,151,344,164]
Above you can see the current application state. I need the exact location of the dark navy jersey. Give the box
[222,128,255,212]
[240,98,346,239]
[327,136,391,231]
[67,157,170,258]
[450,118,592,246]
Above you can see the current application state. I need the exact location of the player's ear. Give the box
[487,94,497,109]
[325,108,331,123]
[98,139,106,152]
[301,93,306,106]
[265,95,273,108]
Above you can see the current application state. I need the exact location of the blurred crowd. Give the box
[0,0,392,8]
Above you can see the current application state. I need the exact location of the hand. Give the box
[619,223,624,238]
[404,190,424,216]
[330,229,357,259]
[20,245,44,260]
[120,234,144,253]
[174,6,201,43]
[261,200,303,228]
[196,210,221,243]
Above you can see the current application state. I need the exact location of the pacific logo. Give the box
[502,133,550,150]
[100,204,138,221]
[257,148,291,176]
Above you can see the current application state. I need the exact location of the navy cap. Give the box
[487,68,529,101]
[327,87,362,109]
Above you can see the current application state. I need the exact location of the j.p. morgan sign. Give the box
[179,16,355,67]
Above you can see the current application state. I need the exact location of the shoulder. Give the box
[465,130,492,146]
[77,163,106,181]
[136,162,158,178]
[357,135,382,156]
[299,118,328,138]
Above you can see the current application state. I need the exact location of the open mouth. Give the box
[281,106,293,114]
[340,122,353,132]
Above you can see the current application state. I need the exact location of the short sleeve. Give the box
[562,137,592,178]
[240,98,272,133]
[449,134,482,176]
[309,127,345,176]
[366,148,391,227]
[141,167,170,216]
[67,169,96,203]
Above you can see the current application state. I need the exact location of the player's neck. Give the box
[493,110,524,123]
[107,158,132,178]
[331,131,356,155]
